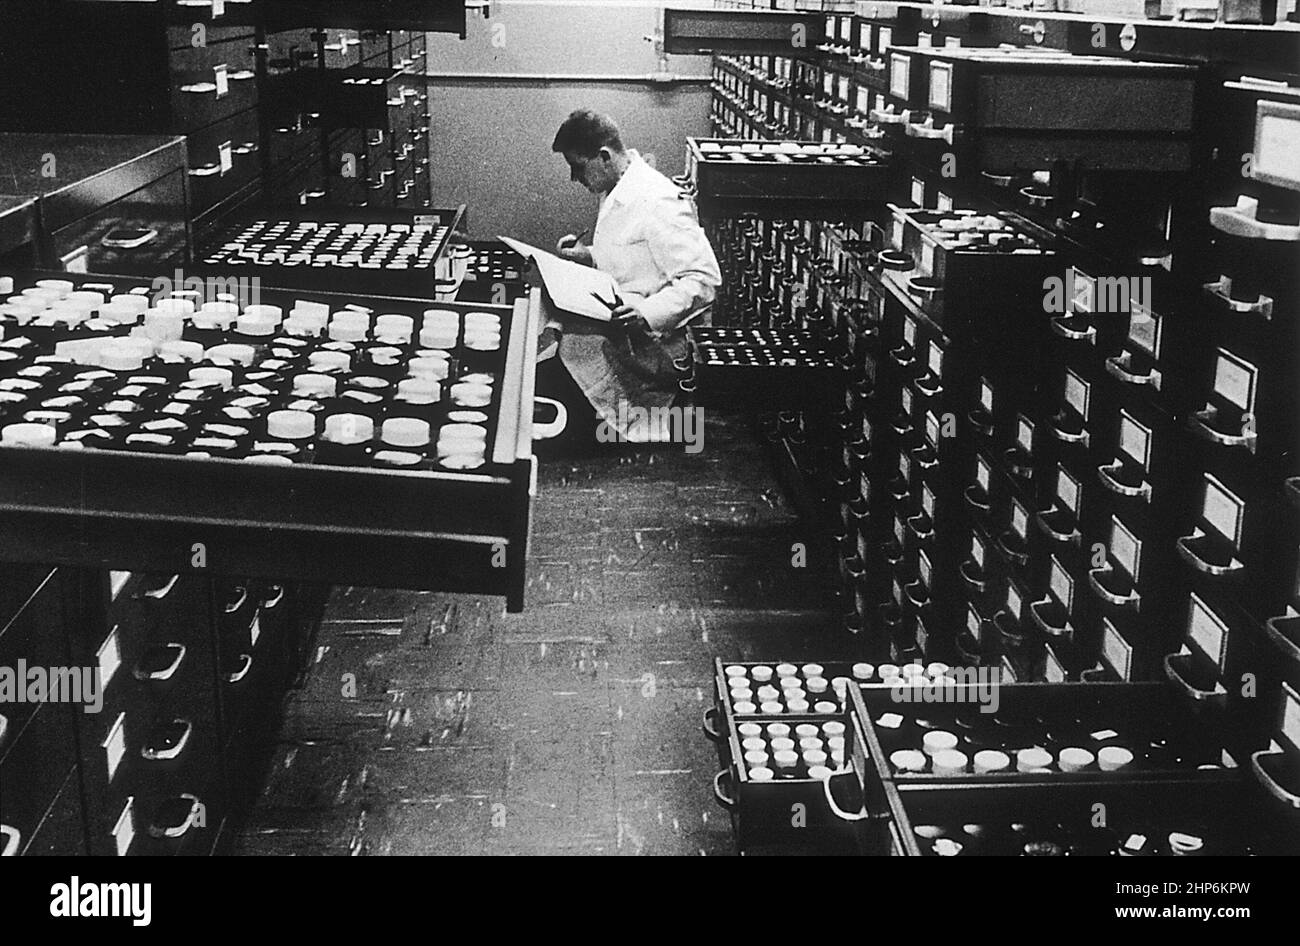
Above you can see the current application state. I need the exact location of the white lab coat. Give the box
[557,151,721,442]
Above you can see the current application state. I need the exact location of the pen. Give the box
[560,228,589,249]
[590,290,624,311]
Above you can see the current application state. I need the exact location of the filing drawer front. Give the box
[188,108,262,216]
[48,171,188,275]
[170,37,259,131]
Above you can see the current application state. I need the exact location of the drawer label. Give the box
[921,240,936,275]
[96,628,122,689]
[218,141,233,176]
[878,27,892,54]
[1202,473,1244,545]
[860,24,871,49]
[971,534,986,568]
[1128,307,1161,357]
[857,86,871,115]
[936,192,954,212]
[1111,516,1141,581]
[1017,416,1033,454]
[1102,619,1133,681]
[895,515,907,547]
[214,64,229,98]
[925,412,940,448]
[1065,369,1089,419]
[929,62,953,112]
[1071,268,1095,314]
[1012,501,1029,540]
[838,76,850,103]
[892,217,905,250]
[928,341,943,377]
[112,797,135,857]
[1188,592,1228,672]
[840,16,853,41]
[910,177,925,207]
[1006,582,1023,620]
[1119,412,1151,469]
[1212,349,1256,413]
[1050,558,1074,612]
[919,549,933,587]
[891,54,911,99]
[976,456,991,492]
[922,484,936,518]
[900,452,912,482]
[249,612,262,648]
[893,578,904,606]
[1044,647,1066,683]
[901,386,913,417]
[104,712,127,783]
[903,316,917,349]
[980,380,994,413]
[968,606,982,639]
[1057,468,1080,515]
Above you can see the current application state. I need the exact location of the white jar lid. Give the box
[205,343,256,366]
[932,749,968,775]
[723,665,747,677]
[798,737,823,752]
[439,450,486,470]
[376,313,414,333]
[783,688,806,702]
[901,662,925,678]
[110,294,150,312]
[750,666,773,681]
[422,307,460,326]
[309,350,352,373]
[397,378,440,404]
[323,412,374,444]
[243,304,283,322]
[373,449,423,467]
[1,422,57,447]
[760,701,785,714]
[801,663,824,676]
[814,701,838,714]
[765,723,790,738]
[294,373,338,397]
[775,663,798,676]
[245,454,294,466]
[727,675,751,691]
[464,311,501,327]
[144,311,185,341]
[851,663,875,680]
[786,699,810,713]
[807,765,834,781]
[283,317,323,337]
[806,676,829,692]
[450,382,492,407]
[35,279,75,294]
[769,737,795,752]
[440,423,488,444]
[267,410,316,440]
[772,749,799,767]
[328,321,367,342]
[923,731,958,755]
[382,417,431,448]
[200,301,241,317]
[1017,747,1053,772]
[737,723,763,738]
[100,346,144,372]
[419,327,458,349]
[66,290,106,306]
[732,701,757,715]
[1098,746,1134,771]
[890,749,927,772]
[756,685,780,702]
[237,313,278,336]
[803,749,828,767]
[794,723,819,738]
[973,750,1011,774]
[159,341,204,362]
[153,297,195,316]
[741,737,767,752]
[748,766,774,782]
[408,357,450,381]
[821,721,845,737]
[98,303,142,325]
[463,332,501,351]
[190,366,234,389]
[743,750,769,767]
[1058,747,1095,772]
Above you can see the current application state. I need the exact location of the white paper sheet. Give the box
[498,235,618,322]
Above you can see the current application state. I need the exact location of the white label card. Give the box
[976,457,990,492]
[1012,502,1028,539]
[96,630,121,689]
[980,381,994,413]
[113,798,135,857]
[903,317,917,348]
[919,551,933,586]
[1017,417,1033,453]
[1044,648,1066,683]
[1188,593,1228,671]
[104,712,127,782]
[971,535,985,568]
[921,240,936,275]
[1103,620,1133,681]
[1212,350,1255,412]
[1007,583,1023,619]
[1057,469,1080,514]
[878,28,892,54]
[922,486,936,518]
[891,54,911,99]
[1119,413,1151,468]
[1050,559,1074,611]
[1110,517,1140,581]
[911,177,925,206]
[1202,474,1243,546]
[1065,370,1089,419]
[215,64,229,98]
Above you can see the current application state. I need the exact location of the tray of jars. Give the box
[0,270,541,607]
[194,207,463,296]
[687,327,846,408]
[880,776,1295,856]
[849,680,1247,786]
[687,138,891,218]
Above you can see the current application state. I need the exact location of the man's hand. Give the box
[555,233,593,266]
[611,303,648,333]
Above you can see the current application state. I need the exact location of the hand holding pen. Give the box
[555,228,592,266]
[591,291,643,328]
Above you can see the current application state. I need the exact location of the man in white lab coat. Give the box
[542,109,721,447]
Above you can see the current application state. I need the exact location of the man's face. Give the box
[563,148,614,195]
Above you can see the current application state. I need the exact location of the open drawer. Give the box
[0,270,543,611]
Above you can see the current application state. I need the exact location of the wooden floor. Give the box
[235,413,857,855]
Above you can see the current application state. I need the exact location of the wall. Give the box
[426,0,714,246]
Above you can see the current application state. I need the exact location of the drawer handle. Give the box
[1250,751,1300,810]
[0,824,18,857]
[1163,652,1227,704]
[1104,354,1161,389]
[909,449,938,472]
[959,559,988,593]
[889,346,916,369]
[261,584,286,609]
[1029,597,1071,638]
[964,486,991,514]
[189,164,221,178]
[1264,613,1300,668]
[1049,316,1095,342]
[133,642,187,682]
[1097,462,1151,501]
[713,769,737,811]
[140,574,181,600]
[532,397,568,441]
[1002,447,1032,477]
[967,408,993,436]
[1035,510,1081,545]
[1087,567,1140,610]
[905,118,955,144]
[1188,408,1256,451]
[903,580,929,609]
[914,375,943,398]
[701,706,725,743]
[1047,415,1089,446]
[821,768,869,821]
[906,514,934,541]
[995,530,1028,566]
[223,585,249,614]
[148,793,203,839]
[226,653,253,683]
[142,718,194,762]
[1176,529,1245,578]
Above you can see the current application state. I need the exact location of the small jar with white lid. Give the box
[315,412,375,467]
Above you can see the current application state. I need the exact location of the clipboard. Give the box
[498,235,618,322]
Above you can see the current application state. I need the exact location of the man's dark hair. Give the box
[552,109,624,158]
